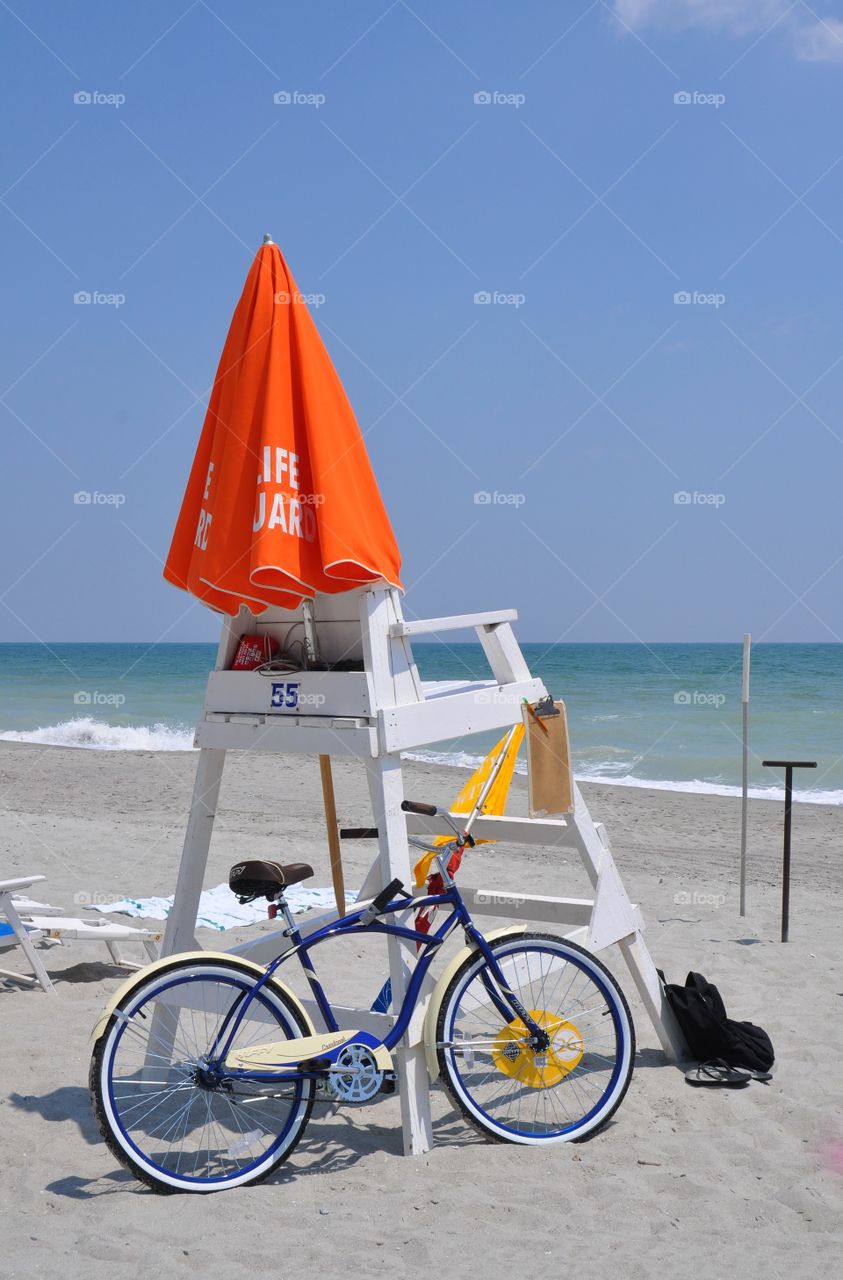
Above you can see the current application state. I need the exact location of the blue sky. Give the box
[3,0,843,644]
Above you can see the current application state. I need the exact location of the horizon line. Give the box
[0,639,838,647]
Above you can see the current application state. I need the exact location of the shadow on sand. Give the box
[19,1083,487,1199]
[1,959,126,993]
[21,1047,661,1198]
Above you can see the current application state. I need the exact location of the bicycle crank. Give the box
[330,1042,391,1103]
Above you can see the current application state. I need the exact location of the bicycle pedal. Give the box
[379,1072,397,1095]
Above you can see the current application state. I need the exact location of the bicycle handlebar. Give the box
[401,799,438,817]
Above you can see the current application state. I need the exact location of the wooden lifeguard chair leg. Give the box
[161,748,226,956]
[568,783,687,1061]
[142,749,227,1081]
[616,931,686,1061]
[365,754,434,1156]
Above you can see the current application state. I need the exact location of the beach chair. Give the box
[0,874,162,995]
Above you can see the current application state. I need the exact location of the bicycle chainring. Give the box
[330,1043,385,1103]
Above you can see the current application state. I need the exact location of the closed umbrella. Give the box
[164,236,402,613]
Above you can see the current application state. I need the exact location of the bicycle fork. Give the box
[465,926,552,1052]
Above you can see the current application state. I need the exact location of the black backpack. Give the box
[660,971,775,1072]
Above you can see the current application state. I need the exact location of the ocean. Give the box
[0,642,840,804]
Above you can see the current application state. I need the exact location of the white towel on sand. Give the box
[91,882,356,931]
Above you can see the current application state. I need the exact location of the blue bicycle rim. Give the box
[443,942,628,1140]
[105,969,308,1187]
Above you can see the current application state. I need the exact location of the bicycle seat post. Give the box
[272,891,299,938]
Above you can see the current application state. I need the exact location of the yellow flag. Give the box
[413,725,525,886]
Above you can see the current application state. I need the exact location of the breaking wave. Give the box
[402,749,843,805]
[0,717,196,751]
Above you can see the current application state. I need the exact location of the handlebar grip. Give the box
[371,878,405,912]
[401,800,438,816]
[360,878,405,925]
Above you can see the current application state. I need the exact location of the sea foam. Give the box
[402,749,843,806]
[0,717,196,751]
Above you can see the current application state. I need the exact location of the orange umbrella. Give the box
[164,237,402,614]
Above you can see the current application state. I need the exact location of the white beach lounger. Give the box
[0,875,161,995]
[4,893,62,916]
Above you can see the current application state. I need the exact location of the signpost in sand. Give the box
[762,759,817,942]
[159,237,688,1157]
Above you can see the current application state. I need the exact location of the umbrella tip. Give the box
[262,233,274,246]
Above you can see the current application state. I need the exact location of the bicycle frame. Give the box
[209,727,542,1086]
[211,882,544,1085]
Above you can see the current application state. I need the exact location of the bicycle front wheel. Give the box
[436,933,634,1144]
[90,957,314,1193]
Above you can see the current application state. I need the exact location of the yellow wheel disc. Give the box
[492,1009,584,1088]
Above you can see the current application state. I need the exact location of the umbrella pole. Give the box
[319,754,345,914]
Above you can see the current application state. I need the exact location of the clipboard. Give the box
[522,698,574,817]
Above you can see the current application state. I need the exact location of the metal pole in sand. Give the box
[762,760,816,942]
[739,633,751,917]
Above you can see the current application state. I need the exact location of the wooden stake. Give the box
[319,755,345,914]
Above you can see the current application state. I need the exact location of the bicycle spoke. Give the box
[441,939,632,1141]
[98,964,311,1189]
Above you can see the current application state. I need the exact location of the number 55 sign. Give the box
[270,681,300,710]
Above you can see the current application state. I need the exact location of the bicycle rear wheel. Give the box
[90,957,314,1193]
[436,933,634,1144]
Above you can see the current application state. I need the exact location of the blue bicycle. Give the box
[90,798,635,1193]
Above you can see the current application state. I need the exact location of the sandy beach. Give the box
[1,739,841,1278]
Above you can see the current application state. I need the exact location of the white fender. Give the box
[423,925,529,1082]
[90,950,316,1044]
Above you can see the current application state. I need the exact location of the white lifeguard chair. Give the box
[163,585,685,1155]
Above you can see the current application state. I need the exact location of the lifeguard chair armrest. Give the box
[389,610,517,638]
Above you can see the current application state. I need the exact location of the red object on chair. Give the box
[230,634,275,671]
